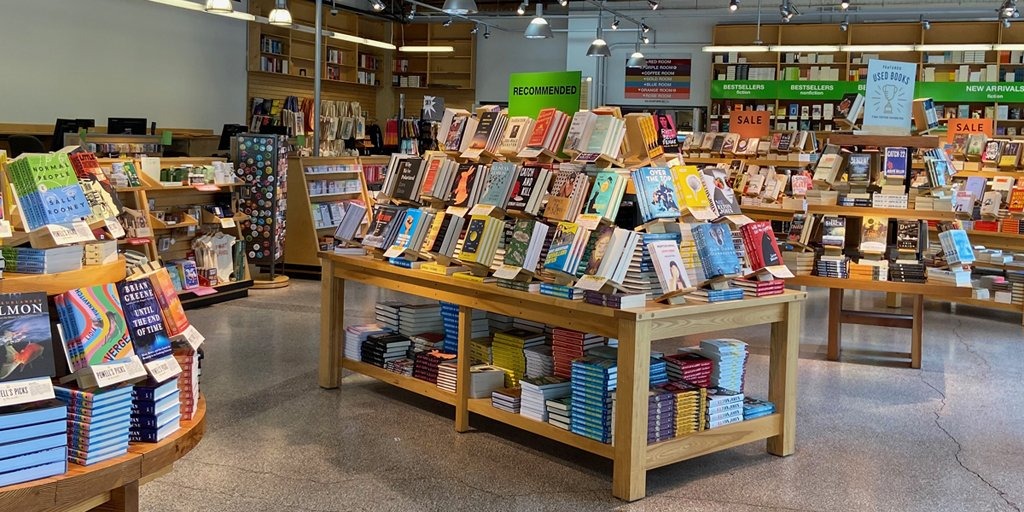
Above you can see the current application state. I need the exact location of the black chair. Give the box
[9,135,45,157]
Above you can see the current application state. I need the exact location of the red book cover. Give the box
[527,108,556,148]
[740,221,783,270]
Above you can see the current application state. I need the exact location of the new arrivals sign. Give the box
[508,71,583,118]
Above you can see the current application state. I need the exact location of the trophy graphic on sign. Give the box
[882,84,898,114]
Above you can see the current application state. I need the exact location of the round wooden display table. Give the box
[0,396,206,512]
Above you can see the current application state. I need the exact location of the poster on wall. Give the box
[508,71,583,118]
[624,56,691,103]
[862,59,917,135]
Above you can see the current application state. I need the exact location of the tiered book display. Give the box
[0,149,207,512]
[316,106,807,501]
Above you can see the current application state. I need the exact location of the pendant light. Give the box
[587,10,611,57]
[205,0,233,13]
[524,4,554,39]
[268,0,293,26]
[442,0,478,14]
[626,32,646,67]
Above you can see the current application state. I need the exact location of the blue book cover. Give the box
[634,167,680,221]
[132,378,180,402]
[691,223,741,279]
[479,162,517,207]
[60,396,134,418]
[131,390,179,416]
[0,400,65,431]
[543,222,581,273]
[54,385,134,406]
[69,427,130,451]
[391,209,426,250]
[0,419,65,446]
[0,452,66,486]
[68,441,129,466]
[68,416,131,437]
[130,415,181,443]
[0,432,65,461]
[883,147,909,178]
[0,445,66,474]
[117,279,173,364]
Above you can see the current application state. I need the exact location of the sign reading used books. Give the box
[728,110,770,139]
[862,59,917,135]
[623,57,692,102]
[947,118,993,143]
[508,71,582,118]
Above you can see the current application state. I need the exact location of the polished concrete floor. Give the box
[142,280,1024,511]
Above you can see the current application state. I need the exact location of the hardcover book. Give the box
[527,108,557,148]
[55,284,135,371]
[583,225,616,275]
[859,216,889,254]
[690,223,741,279]
[581,171,625,222]
[846,153,872,185]
[449,164,480,208]
[479,162,517,208]
[391,158,424,202]
[116,280,172,364]
[821,216,846,248]
[632,167,680,221]
[506,165,546,213]
[0,293,55,384]
[740,221,784,270]
[7,152,91,230]
[895,219,921,251]
[883,147,909,179]
[647,241,691,293]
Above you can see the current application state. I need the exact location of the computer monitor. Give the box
[52,118,81,151]
[107,117,148,135]
[259,125,289,136]
[218,124,248,151]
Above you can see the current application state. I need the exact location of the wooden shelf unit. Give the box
[0,257,126,295]
[709,21,1024,135]
[283,156,374,270]
[319,253,806,501]
[392,22,477,112]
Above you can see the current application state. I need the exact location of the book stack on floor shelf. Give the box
[569,348,618,444]
[56,386,134,466]
[519,376,571,422]
[545,397,571,430]
[551,328,606,379]
[130,378,181,443]
[648,387,676,443]
[492,329,545,387]
[0,401,67,487]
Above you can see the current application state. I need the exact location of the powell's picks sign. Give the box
[508,71,583,118]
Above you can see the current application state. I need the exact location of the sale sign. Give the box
[729,110,771,139]
[947,117,994,142]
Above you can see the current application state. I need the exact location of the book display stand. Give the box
[234,134,290,289]
[318,253,806,501]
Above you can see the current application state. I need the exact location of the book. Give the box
[478,162,518,209]
[912,98,940,133]
[691,223,741,279]
[0,293,55,384]
[527,108,557,149]
[846,153,872,186]
[739,221,784,270]
[859,216,889,254]
[821,216,846,249]
[581,171,627,222]
[116,279,172,364]
[938,229,975,265]
[563,110,597,154]
[362,204,406,249]
[449,164,482,209]
[544,222,589,275]
[55,284,136,372]
[501,117,534,155]
[632,167,681,222]
[502,219,549,273]
[506,164,552,216]
[6,152,91,230]
[882,147,909,180]
[835,93,864,127]
[647,240,691,294]
[544,164,589,222]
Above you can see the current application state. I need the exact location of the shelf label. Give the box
[776,81,852,100]
[492,264,524,280]
[0,377,55,408]
[145,355,183,383]
[710,80,778,100]
[86,356,147,388]
[220,218,236,229]
[175,325,206,351]
[104,217,126,238]
[0,220,12,239]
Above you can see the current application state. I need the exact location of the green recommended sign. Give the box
[508,71,583,118]
[713,80,1024,103]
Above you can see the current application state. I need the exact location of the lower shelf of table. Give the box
[947,296,1023,314]
[343,357,782,471]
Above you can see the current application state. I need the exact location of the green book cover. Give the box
[583,171,621,219]
[504,219,535,268]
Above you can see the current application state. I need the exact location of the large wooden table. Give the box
[319,253,807,501]
[788,276,972,368]
[0,397,206,512]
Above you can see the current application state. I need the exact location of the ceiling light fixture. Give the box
[611,17,620,29]
[779,0,798,22]
[922,18,931,30]
[524,4,554,39]
[369,0,385,12]
[627,31,646,68]
[642,33,650,44]
[399,45,456,52]
[406,5,415,19]
[587,10,611,57]
[1005,18,1013,27]
[559,0,568,5]
[268,0,292,25]
[641,22,650,33]
[205,0,233,13]
[999,0,1018,18]
[840,15,848,31]
[840,0,849,9]
[330,31,397,50]
[443,16,453,26]
[470,25,479,34]
[442,0,478,15]
[484,27,492,38]
[729,0,740,11]
[517,1,527,15]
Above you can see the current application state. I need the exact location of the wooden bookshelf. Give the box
[392,22,477,112]
[805,204,957,221]
[320,253,806,501]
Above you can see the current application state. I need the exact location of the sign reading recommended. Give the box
[729,110,771,138]
[624,57,691,102]
[862,59,918,135]
[509,71,582,118]
[947,117,994,142]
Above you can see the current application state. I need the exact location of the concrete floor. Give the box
[141,280,1024,512]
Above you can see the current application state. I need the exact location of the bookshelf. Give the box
[709,21,1024,135]
[319,254,806,501]
[392,22,477,113]
[283,156,374,271]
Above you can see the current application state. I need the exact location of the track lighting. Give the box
[406,5,415,19]
[484,27,491,38]
[268,0,292,25]
[642,34,650,44]
[524,4,553,39]
[641,23,650,33]
[517,1,527,15]
[1000,0,1018,18]
[729,0,739,11]
[559,0,568,5]
[648,0,659,9]
[780,0,798,22]
[442,0,478,15]
[1005,17,1013,27]
[840,0,849,9]
[369,0,385,12]
[840,16,848,31]
[611,18,620,29]
[443,16,453,26]
[922,19,931,30]
[470,25,479,34]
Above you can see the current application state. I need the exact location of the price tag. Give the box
[220,218,236,229]
[468,204,500,217]
[145,356,183,383]
[575,213,602,231]
[383,245,407,259]
[518,147,543,159]
[492,264,523,280]
[135,226,154,238]
[89,356,147,388]
[0,377,55,408]
[72,219,96,241]
[574,275,610,292]
[176,325,206,350]
[195,184,221,192]
[104,218,126,238]
[0,220,12,239]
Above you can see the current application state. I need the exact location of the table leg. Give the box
[612,319,651,502]
[886,292,902,308]
[455,306,472,433]
[827,288,843,362]
[768,301,801,456]
[95,481,140,512]
[318,258,344,389]
[910,294,924,369]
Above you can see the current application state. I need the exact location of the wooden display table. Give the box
[787,277,972,368]
[319,253,807,501]
[0,396,206,512]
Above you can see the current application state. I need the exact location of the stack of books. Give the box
[1007,269,1024,305]
[491,388,522,413]
[344,324,388,362]
[782,251,815,276]
[816,256,850,278]
[174,346,201,421]
[412,350,455,384]
[361,333,412,367]
[436,361,457,393]
[538,283,583,300]
[56,386,133,465]
[409,332,444,354]
[130,379,181,443]
[742,397,776,420]
[519,376,571,422]
[619,243,666,300]
[468,337,494,365]
[439,302,460,353]
[570,354,617,444]
[545,397,571,430]
[458,215,505,267]
[0,401,67,486]
[732,277,786,297]
[663,381,704,435]
[467,365,506,398]
[687,287,745,303]
[6,152,91,230]
[650,357,669,386]
[663,352,713,387]
[492,329,546,387]
[398,303,443,336]
[699,339,749,392]
[0,246,85,274]
[648,387,676,443]
[487,312,514,331]
[849,260,889,281]
[706,388,745,429]
[384,358,415,376]
[926,267,972,287]
[375,301,405,331]
[551,328,604,379]
[523,345,554,379]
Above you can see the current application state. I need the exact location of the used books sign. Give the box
[509,71,582,118]
[862,59,918,135]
